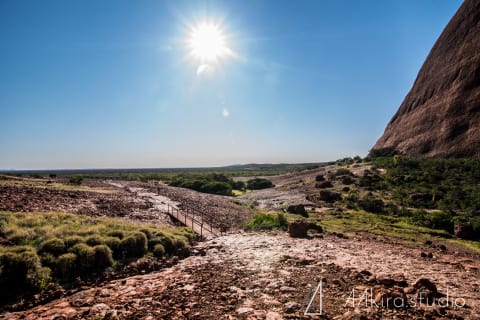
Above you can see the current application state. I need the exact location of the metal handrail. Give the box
[166,204,217,238]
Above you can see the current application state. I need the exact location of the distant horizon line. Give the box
[0,161,332,173]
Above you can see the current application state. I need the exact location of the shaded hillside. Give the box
[371,0,480,158]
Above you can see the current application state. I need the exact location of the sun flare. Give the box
[189,22,230,62]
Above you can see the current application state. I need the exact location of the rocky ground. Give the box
[2,232,479,319]
[0,177,254,228]
[2,173,480,319]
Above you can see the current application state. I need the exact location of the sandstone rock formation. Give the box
[371,0,480,158]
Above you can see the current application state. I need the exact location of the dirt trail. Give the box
[4,232,479,319]
[108,182,219,238]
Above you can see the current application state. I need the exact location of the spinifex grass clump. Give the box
[245,212,288,231]
[0,211,195,304]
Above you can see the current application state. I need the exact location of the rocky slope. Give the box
[371,0,480,158]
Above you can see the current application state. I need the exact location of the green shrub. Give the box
[341,176,356,185]
[172,238,187,249]
[56,253,78,280]
[38,238,66,256]
[104,236,122,259]
[7,228,35,245]
[232,180,246,190]
[65,236,85,248]
[358,196,385,214]
[319,190,342,203]
[334,168,352,177]
[40,252,57,269]
[153,244,165,258]
[316,181,333,189]
[247,178,274,190]
[93,245,113,270]
[245,213,288,231]
[151,235,174,254]
[177,228,195,242]
[68,176,83,185]
[69,243,95,272]
[106,230,124,239]
[85,235,104,246]
[140,228,153,240]
[120,232,147,259]
[68,176,84,185]
[427,211,454,233]
[0,247,40,288]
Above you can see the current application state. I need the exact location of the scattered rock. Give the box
[454,222,474,240]
[413,278,438,294]
[266,311,283,320]
[287,220,323,238]
[236,307,254,315]
[374,288,408,309]
[284,301,301,313]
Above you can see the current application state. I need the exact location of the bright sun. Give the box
[189,22,230,62]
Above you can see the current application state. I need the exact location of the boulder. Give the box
[454,222,474,240]
[288,220,323,238]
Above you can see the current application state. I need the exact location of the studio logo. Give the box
[304,280,323,315]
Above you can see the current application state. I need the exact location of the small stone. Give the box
[403,286,416,294]
[266,311,283,320]
[279,286,296,293]
[413,278,438,293]
[236,307,254,315]
[376,275,395,287]
[284,301,301,313]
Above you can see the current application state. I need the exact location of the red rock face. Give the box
[371,0,480,158]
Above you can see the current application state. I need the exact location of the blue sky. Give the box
[0,0,462,169]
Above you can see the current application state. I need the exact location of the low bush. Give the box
[172,238,187,250]
[93,245,113,270]
[245,212,288,231]
[153,244,165,258]
[68,176,83,185]
[232,180,246,190]
[104,236,122,259]
[38,238,66,256]
[319,190,342,203]
[85,235,104,246]
[56,253,77,280]
[120,232,147,259]
[316,181,333,189]
[0,211,194,304]
[69,243,95,272]
[358,196,385,214]
[246,178,274,190]
[65,236,85,248]
[106,230,124,239]
[341,176,356,185]
[0,246,40,289]
[334,168,352,177]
